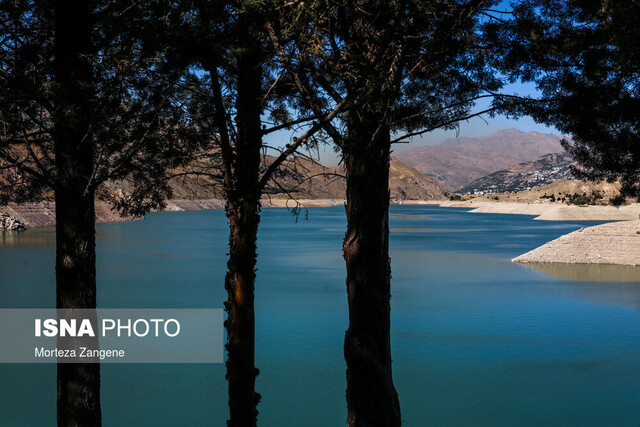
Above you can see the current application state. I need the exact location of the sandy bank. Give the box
[262,198,345,208]
[6,197,453,229]
[513,220,640,266]
[440,200,640,221]
[2,198,349,229]
[164,198,346,210]
[3,201,138,228]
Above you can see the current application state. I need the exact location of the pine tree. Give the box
[158,2,344,424]
[271,1,503,424]
[0,2,198,423]
[488,0,640,202]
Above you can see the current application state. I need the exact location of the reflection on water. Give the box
[0,229,140,249]
[144,253,208,258]
[390,228,474,233]
[389,214,433,219]
[522,262,640,283]
[325,228,476,233]
[0,228,55,248]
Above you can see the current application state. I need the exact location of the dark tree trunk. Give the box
[55,187,101,427]
[343,121,401,427]
[224,46,263,427]
[53,1,101,425]
[224,198,260,427]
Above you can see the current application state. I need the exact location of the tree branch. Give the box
[265,21,345,144]
[390,107,496,144]
[258,97,347,190]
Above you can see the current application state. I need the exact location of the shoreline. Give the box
[4,198,639,267]
[440,200,640,221]
[2,198,446,230]
[5,198,640,230]
[440,200,640,266]
[513,220,640,266]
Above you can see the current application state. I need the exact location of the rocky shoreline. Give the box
[0,213,26,231]
[6,199,639,267]
[513,220,640,266]
[1,201,139,230]
[1,198,452,230]
[440,200,640,221]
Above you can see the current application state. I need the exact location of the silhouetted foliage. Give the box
[488,1,640,203]
[272,1,505,424]
[157,2,347,424]
[0,1,200,424]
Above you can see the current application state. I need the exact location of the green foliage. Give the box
[565,190,604,206]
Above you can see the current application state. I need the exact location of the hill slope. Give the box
[461,179,621,204]
[8,155,446,204]
[459,152,575,194]
[395,128,567,190]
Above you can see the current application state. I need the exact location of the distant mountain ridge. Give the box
[166,155,448,201]
[395,128,569,190]
[459,152,576,195]
[2,155,446,205]
[2,156,448,229]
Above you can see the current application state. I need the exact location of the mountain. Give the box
[2,156,447,229]
[97,156,448,202]
[459,152,576,194]
[2,155,446,206]
[265,156,448,201]
[388,157,449,200]
[395,128,568,190]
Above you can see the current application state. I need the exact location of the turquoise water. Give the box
[1,206,640,426]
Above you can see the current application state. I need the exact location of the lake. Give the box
[1,205,640,426]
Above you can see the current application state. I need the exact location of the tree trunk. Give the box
[54,1,101,425]
[55,188,101,427]
[224,198,260,427]
[343,123,401,427]
[224,45,263,427]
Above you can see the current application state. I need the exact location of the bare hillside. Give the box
[396,128,568,190]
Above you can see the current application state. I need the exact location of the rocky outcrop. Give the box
[0,213,26,231]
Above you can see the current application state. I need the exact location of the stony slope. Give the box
[388,157,449,200]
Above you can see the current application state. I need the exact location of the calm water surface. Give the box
[1,206,640,426]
